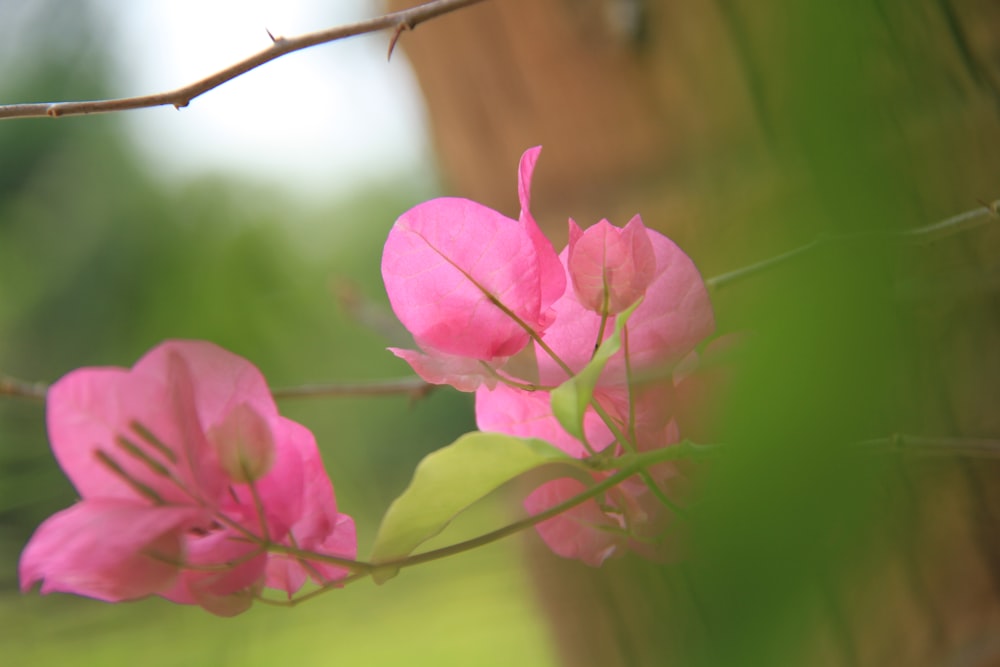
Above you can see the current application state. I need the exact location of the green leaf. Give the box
[369,432,580,583]
[550,299,642,442]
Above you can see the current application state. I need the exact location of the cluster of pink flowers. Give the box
[19,341,356,616]
[19,146,714,615]
[383,147,715,566]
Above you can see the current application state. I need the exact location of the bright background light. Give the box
[95,0,431,199]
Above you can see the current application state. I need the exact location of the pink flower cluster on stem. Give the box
[382,147,715,566]
[19,341,356,616]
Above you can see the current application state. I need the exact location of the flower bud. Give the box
[567,215,656,315]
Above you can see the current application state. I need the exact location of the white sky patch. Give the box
[95,0,431,199]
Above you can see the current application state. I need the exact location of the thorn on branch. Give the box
[265,28,279,44]
[387,21,413,61]
[977,198,1000,216]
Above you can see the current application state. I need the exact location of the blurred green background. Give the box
[5,1,1000,666]
[0,2,557,665]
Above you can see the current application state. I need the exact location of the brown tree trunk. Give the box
[387,0,1000,664]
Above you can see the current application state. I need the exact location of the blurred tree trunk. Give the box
[388,0,1000,665]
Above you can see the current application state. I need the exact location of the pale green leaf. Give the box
[369,431,579,582]
[550,299,642,441]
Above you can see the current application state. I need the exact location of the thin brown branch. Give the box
[0,0,488,120]
[0,374,47,401]
[0,374,433,402]
[271,376,433,400]
[861,434,1000,459]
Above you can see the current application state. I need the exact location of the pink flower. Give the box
[538,223,715,386]
[19,340,356,615]
[380,145,716,567]
[567,215,656,316]
[381,146,565,389]
[474,182,714,566]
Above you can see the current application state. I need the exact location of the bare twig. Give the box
[271,376,433,400]
[0,373,433,402]
[0,374,47,401]
[0,0,488,120]
[861,434,1000,459]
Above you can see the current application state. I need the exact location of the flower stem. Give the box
[264,543,372,573]
[705,202,999,291]
[593,311,610,361]
[373,442,703,572]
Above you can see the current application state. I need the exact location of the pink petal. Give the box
[45,367,155,501]
[162,515,267,616]
[134,340,278,430]
[267,514,357,596]
[19,500,202,602]
[525,478,624,567]
[269,418,340,542]
[163,349,227,499]
[260,419,357,595]
[599,382,680,453]
[516,146,540,220]
[475,383,613,458]
[137,341,280,498]
[517,146,566,312]
[389,347,499,392]
[301,513,357,584]
[567,216,656,315]
[186,587,257,618]
[46,362,224,507]
[382,198,546,360]
[538,230,714,385]
[626,231,714,370]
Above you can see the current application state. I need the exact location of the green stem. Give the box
[258,433,1000,606]
[479,361,551,392]
[591,266,612,359]
[589,401,633,452]
[593,311,610,361]
[706,202,998,291]
[255,571,369,607]
[264,543,372,573]
[375,457,656,571]
[247,479,271,544]
[373,443,704,573]
[255,442,710,606]
[858,433,1000,458]
[623,325,638,447]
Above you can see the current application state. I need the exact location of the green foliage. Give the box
[370,432,580,582]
